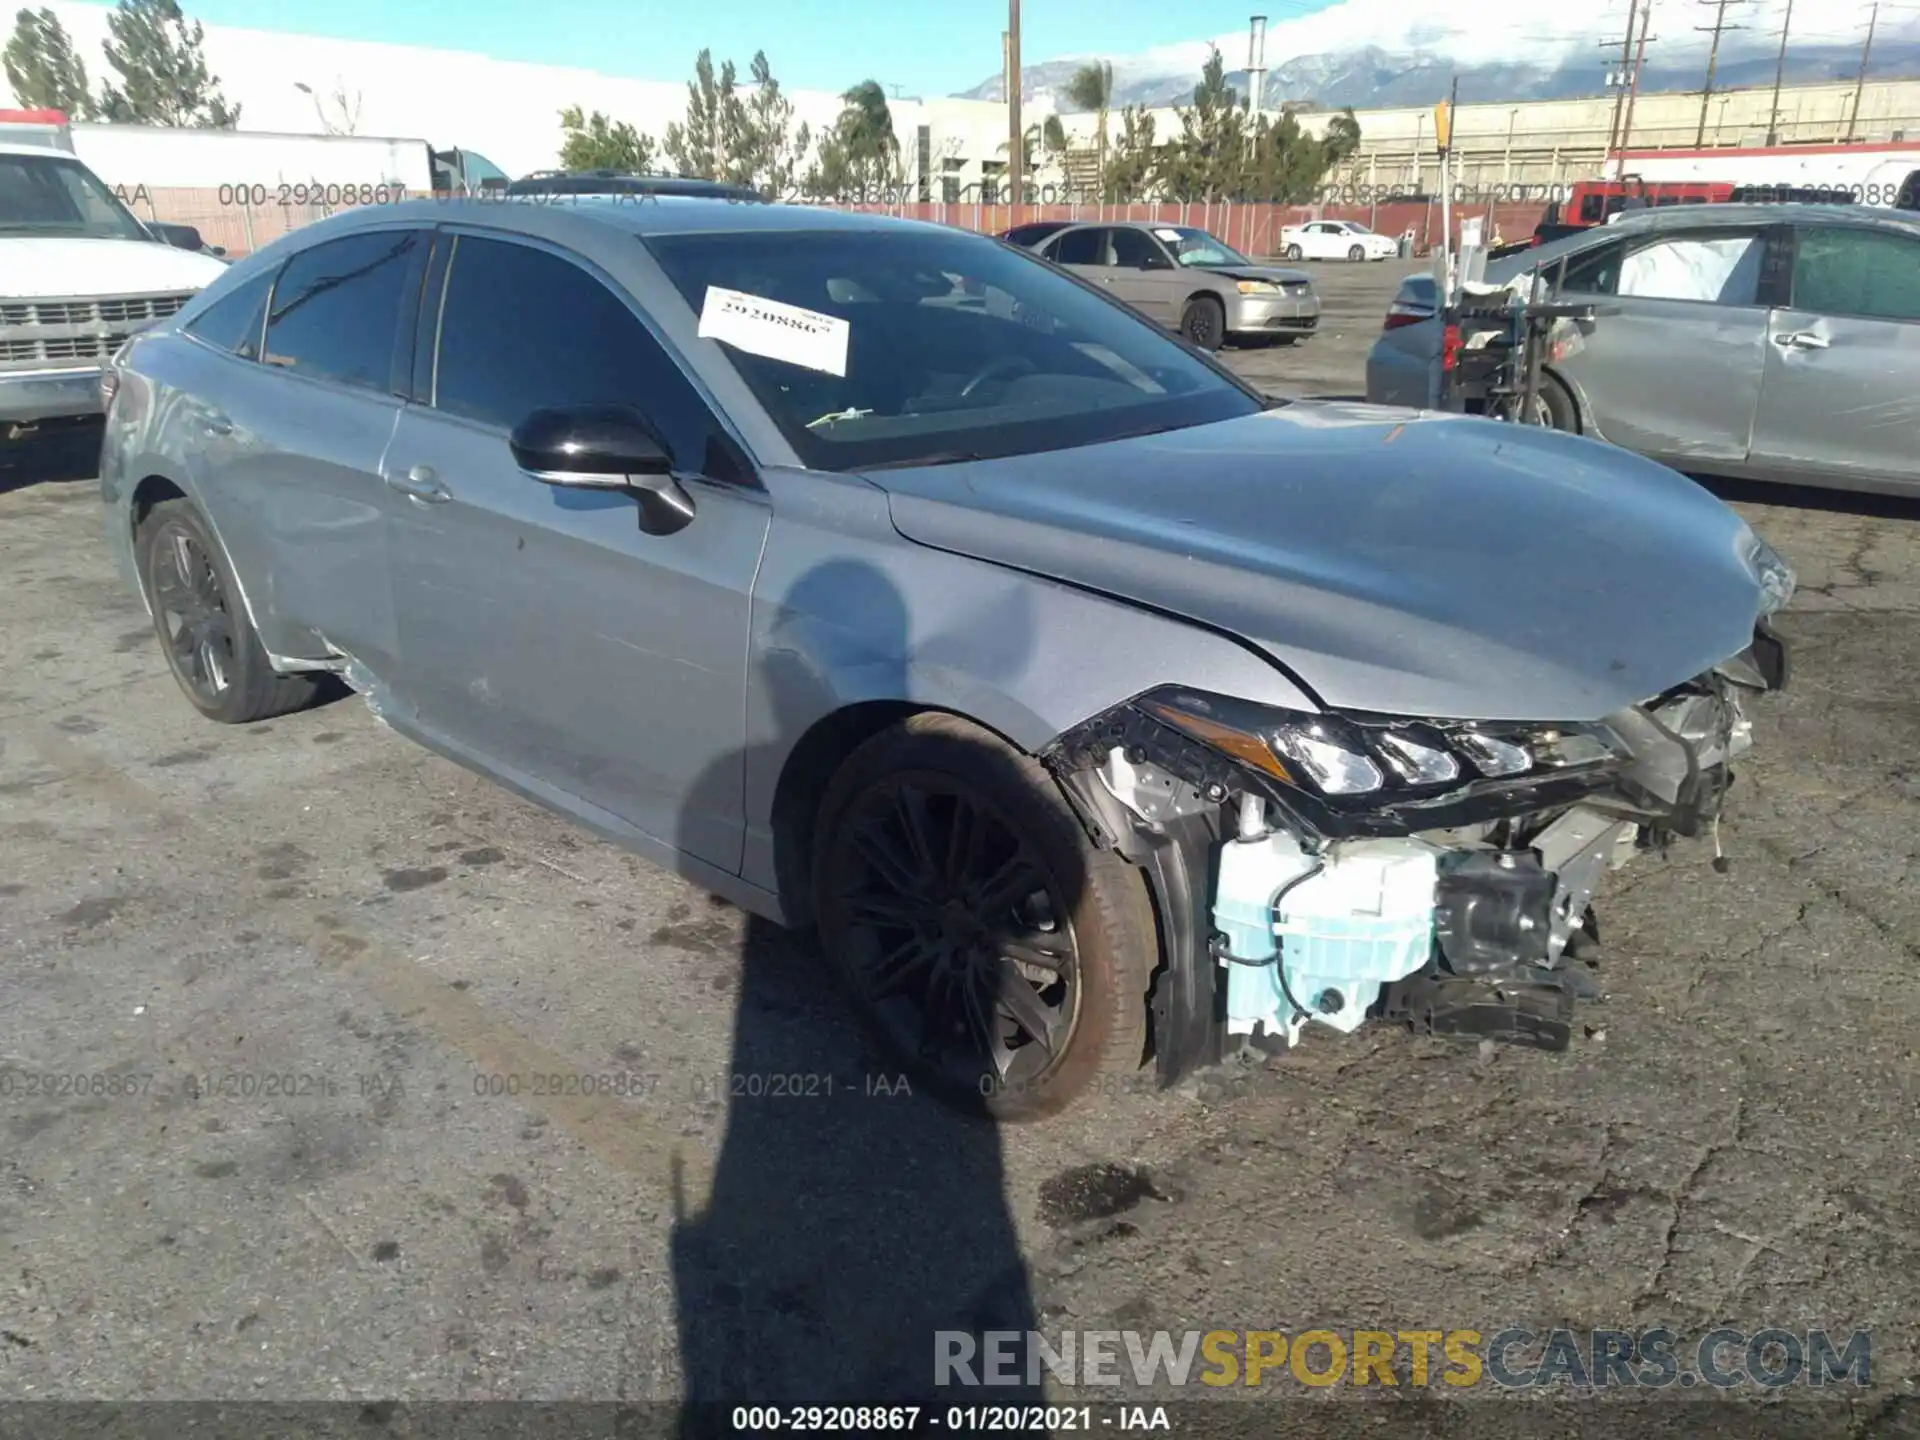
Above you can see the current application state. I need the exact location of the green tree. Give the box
[98,0,237,127]
[1101,104,1157,201]
[723,51,808,196]
[557,105,656,172]
[662,49,738,180]
[1064,60,1113,190]
[1154,47,1245,202]
[4,7,96,118]
[802,79,897,200]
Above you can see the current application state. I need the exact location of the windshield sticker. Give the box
[1152,228,1183,242]
[697,286,850,377]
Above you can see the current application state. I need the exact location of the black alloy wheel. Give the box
[814,715,1154,1119]
[1181,295,1226,352]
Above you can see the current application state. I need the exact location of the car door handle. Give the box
[386,464,451,503]
[200,412,233,436]
[1774,331,1830,350]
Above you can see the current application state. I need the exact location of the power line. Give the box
[1695,0,1749,145]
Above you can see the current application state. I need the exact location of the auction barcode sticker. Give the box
[697,286,850,377]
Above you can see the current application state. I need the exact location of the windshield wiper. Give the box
[858,450,988,472]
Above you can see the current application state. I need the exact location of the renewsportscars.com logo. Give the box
[935,1327,1873,1391]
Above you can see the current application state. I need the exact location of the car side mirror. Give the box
[151,221,205,251]
[509,404,696,536]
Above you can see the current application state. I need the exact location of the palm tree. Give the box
[839,78,897,164]
[1065,60,1114,185]
[1042,114,1068,154]
[1322,106,1362,165]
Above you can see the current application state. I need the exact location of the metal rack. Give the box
[1438,252,1610,425]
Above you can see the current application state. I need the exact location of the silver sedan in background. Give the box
[101,197,1789,1116]
[1367,203,1920,495]
[1005,220,1319,350]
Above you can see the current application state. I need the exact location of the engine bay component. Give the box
[1431,850,1554,974]
[1213,831,1440,1046]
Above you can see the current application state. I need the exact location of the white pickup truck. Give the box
[2,129,228,442]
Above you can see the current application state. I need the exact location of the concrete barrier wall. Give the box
[125,186,1553,261]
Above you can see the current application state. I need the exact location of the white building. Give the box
[6,0,1027,195]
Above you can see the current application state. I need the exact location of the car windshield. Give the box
[646,227,1260,472]
[0,151,152,241]
[1165,227,1251,268]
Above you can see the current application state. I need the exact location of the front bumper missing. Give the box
[1045,624,1788,1080]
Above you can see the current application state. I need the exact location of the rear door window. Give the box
[1047,228,1103,266]
[184,270,274,360]
[1791,226,1920,322]
[261,230,426,392]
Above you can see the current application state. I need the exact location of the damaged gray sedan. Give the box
[99,198,1793,1118]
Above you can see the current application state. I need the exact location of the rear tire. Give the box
[1284,243,1305,261]
[135,498,325,724]
[1180,295,1226,352]
[1534,373,1579,433]
[812,713,1155,1120]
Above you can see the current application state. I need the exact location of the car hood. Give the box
[1202,264,1313,286]
[872,402,1773,723]
[0,237,228,298]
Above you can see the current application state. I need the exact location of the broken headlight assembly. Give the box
[1131,687,1623,815]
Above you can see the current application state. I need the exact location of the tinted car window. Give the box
[262,230,424,391]
[1048,228,1102,265]
[433,235,728,473]
[184,270,273,360]
[1792,226,1920,322]
[1108,228,1166,268]
[647,226,1259,472]
[1003,222,1068,247]
[1556,240,1624,295]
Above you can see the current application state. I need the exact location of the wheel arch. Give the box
[768,699,1032,926]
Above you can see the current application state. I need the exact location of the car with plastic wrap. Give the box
[2,136,228,443]
[99,197,1793,1117]
[1366,203,1920,494]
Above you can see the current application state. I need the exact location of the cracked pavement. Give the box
[2,264,1917,1434]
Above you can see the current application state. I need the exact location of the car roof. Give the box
[0,140,79,159]
[287,194,963,242]
[504,172,762,200]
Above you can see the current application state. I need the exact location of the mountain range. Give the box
[960,0,1920,111]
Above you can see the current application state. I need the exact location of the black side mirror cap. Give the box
[510,404,673,485]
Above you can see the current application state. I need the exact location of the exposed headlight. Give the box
[1744,534,1795,618]
[1138,688,1623,805]
[1236,279,1282,294]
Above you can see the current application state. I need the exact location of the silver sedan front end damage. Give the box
[1042,614,1791,1074]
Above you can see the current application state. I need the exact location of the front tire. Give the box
[1180,295,1226,352]
[135,498,324,724]
[1348,244,1366,262]
[813,714,1155,1120]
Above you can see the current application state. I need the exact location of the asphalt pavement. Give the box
[2,260,1918,1435]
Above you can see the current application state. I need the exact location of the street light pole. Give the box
[1847,1,1880,144]
[1008,0,1023,214]
[1766,0,1795,146]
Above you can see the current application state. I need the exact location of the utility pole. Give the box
[1007,0,1024,212]
[1619,3,1657,162]
[1766,0,1795,145]
[1695,0,1747,146]
[1603,0,1641,176]
[1247,15,1269,132]
[1846,1,1880,143]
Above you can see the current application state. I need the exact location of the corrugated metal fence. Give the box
[126,187,1554,261]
